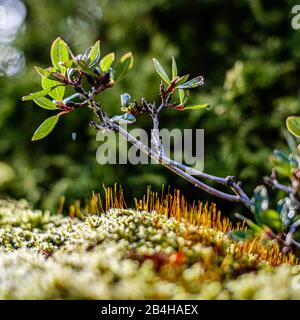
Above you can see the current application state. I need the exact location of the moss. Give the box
[0,197,300,299]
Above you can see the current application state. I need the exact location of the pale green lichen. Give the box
[0,199,299,299]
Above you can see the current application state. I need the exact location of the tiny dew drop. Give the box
[72,132,77,141]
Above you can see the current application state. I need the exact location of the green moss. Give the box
[0,199,299,299]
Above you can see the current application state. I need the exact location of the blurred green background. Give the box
[1,0,300,214]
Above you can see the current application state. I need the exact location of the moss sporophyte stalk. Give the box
[0,187,299,299]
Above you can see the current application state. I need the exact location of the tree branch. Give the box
[92,116,251,207]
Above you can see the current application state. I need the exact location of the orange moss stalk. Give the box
[64,185,298,266]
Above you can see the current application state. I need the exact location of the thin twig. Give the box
[263,176,291,194]
[105,121,249,205]
[149,89,252,209]
[285,220,300,247]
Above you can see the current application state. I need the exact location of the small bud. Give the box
[86,74,95,86]
[174,105,185,111]
[50,72,66,83]
[94,67,101,76]
[66,68,77,81]
[106,80,114,88]
[56,101,67,110]
[121,93,131,107]
[102,71,111,85]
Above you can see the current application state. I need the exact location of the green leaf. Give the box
[177,76,204,89]
[271,149,291,177]
[35,66,65,82]
[251,185,269,224]
[70,54,91,73]
[230,230,257,240]
[59,59,75,69]
[235,213,263,232]
[175,74,189,87]
[171,56,177,79]
[287,116,300,139]
[65,68,77,80]
[22,88,52,101]
[289,153,299,170]
[47,72,65,82]
[178,89,185,105]
[33,97,58,110]
[285,130,298,155]
[50,37,70,71]
[75,58,91,73]
[114,52,133,81]
[32,115,59,141]
[184,104,210,110]
[250,186,282,232]
[260,209,282,232]
[178,89,190,106]
[88,40,101,68]
[152,58,170,84]
[277,198,295,230]
[83,47,92,60]
[120,52,133,68]
[100,52,115,73]
[42,76,65,100]
[34,66,52,78]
